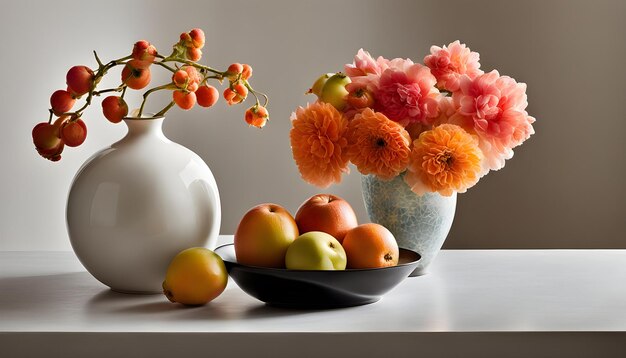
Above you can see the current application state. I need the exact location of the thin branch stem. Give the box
[138,83,175,118]
[244,81,269,107]
[93,87,125,96]
[161,58,224,75]
[155,101,175,117]
[155,61,177,73]
[93,51,103,67]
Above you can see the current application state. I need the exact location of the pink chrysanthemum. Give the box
[344,48,390,78]
[450,70,535,171]
[424,40,483,92]
[374,63,440,127]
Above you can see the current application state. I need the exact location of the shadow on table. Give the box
[0,272,349,321]
[85,285,324,320]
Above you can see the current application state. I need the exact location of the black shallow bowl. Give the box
[214,243,420,309]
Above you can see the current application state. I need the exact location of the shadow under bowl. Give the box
[214,243,420,309]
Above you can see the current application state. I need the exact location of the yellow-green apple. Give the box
[234,203,299,268]
[285,232,347,270]
[320,72,351,110]
[295,194,358,243]
[306,73,333,97]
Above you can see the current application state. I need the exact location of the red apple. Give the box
[234,203,299,268]
[295,194,358,243]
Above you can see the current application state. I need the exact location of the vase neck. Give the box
[122,117,166,140]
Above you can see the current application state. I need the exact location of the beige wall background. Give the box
[1,0,624,250]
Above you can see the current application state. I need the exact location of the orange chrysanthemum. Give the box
[347,108,411,180]
[405,124,483,196]
[290,102,350,188]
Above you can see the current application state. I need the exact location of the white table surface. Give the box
[1,236,625,358]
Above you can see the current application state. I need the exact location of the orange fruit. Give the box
[162,247,228,306]
[342,223,399,269]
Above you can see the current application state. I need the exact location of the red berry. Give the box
[189,29,205,49]
[223,84,247,105]
[173,91,196,110]
[244,106,269,128]
[102,96,128,123]
[32,122,65,161]
[50,90,76,116]
[172,66,200,92]
[32,122,61,150]
[122,60,151,90]
[172,70,189,88]
[223,88,236,105]
[132,40,157,68]
[66,66,94,96]
[196,85,219,107]
[186,47,202,61]
[179,32,192,47]
[36,140,64,161]
[242,64,253,80]
[233,83,248,98]
[227,63,244,81]
[228,63,243,74]
[61,119,87,147]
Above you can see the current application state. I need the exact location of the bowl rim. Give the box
[214,243,420,273]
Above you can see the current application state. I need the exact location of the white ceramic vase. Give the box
[66,116,221,293]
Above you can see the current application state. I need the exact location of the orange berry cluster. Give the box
[224,63,268,127]
[33,28,269,162]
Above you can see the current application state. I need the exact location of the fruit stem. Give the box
[161,57,224,76]
[138,83,176,118]
[201,75,224,86]
[155,100,175,117]
[154,61,177,73]
[243,81,269,107]
[92,86,125,96]
[93,51,104,67]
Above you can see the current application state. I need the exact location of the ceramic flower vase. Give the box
[361,173,456,276]
[66,116,221,293]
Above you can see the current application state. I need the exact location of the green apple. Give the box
[320,72,351,111]
[285,231,347,270]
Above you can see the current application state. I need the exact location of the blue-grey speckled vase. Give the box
[361,173,456,276]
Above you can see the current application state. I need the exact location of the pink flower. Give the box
[431,96,456,127]
[345,49,391,93]
[424,40,483,92]
[344,48,389,77]
[374,63,440,127]
[451,70,535,171]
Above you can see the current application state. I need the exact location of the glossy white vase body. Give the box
[66,117,221,293]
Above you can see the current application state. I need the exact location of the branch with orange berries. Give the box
[33,28,269,162]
